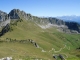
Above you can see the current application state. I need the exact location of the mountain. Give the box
[8,9,80,33]
[0,10,7,21]
[0,9,80,34]
[56,15,80,23]
[0,10,10,28]
[0,9,80,60]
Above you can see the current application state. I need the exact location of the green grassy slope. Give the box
[0,19,80,60]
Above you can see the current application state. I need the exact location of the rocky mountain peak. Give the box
[0,10,7,15]
[9,9,20,19]
[9,9,32,20]
[0,10,10,27]
[0,10,9,21]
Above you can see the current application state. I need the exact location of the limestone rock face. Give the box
[9,9,32,20]
[9,9,20,19]
[0,10,8,21]
[0,10,10,27]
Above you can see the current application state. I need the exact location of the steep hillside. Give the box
[0,19,80,60]
[0,9,80,60]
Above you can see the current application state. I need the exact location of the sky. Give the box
[0,0,80,17]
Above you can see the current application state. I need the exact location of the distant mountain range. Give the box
[56,15,80,23]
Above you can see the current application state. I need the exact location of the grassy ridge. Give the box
[0,19,80,60]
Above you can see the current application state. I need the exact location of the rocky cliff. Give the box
[0,10,10,27]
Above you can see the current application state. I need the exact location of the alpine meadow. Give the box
[0,9,80,60]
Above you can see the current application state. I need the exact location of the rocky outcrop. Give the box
[0,10,10,28]
[9,9,32,20]
[0,19,10,28]
[49,17,65,25]
[0,57,12,60]
[0,10,7,21]
[9,9,20,19]
[0,24,10,36]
